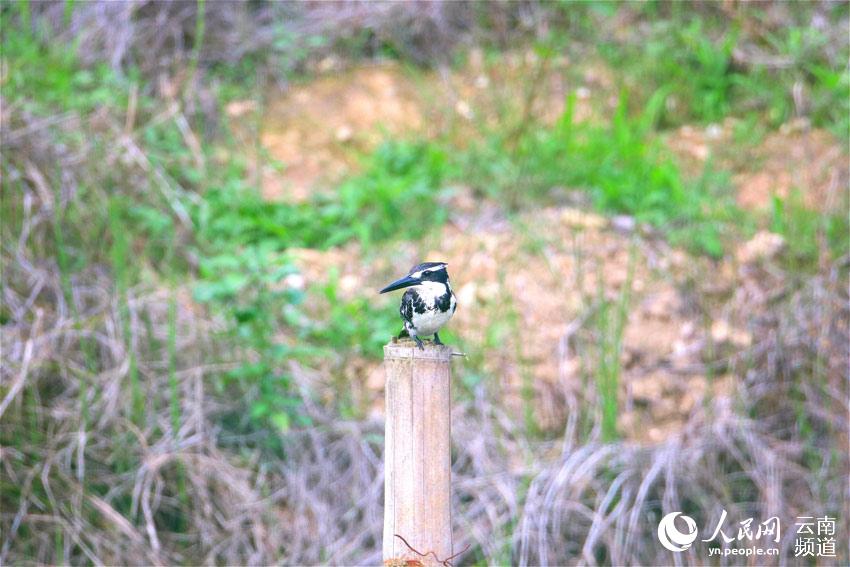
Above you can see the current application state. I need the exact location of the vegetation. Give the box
[2,1,847,565]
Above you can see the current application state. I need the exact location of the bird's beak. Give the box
[379,274,419,294]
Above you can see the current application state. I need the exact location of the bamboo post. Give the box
[383,341,453,566]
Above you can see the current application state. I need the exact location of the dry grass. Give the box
[3,2,849,565]
[3,136,847,562]
[454,265,849,565]
[25,0,555,78]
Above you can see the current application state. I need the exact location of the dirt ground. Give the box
[253,58,847,212]
[666,117,848,213]
[246,59,848,443]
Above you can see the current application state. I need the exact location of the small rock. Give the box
[339,274,360,294]
[647,421,682,443]
[711,319,752,348]
[283,273,305,291]
[560,208,608,230]
[647,427,665,443]
[455,100,473,120]
[335,125,354,143]
[710,319,731,343]
[705,123,723,140]
[225,100,257,118]
[736,231,785,264]
[690,144,710,161]
[316,56,340,73]
[631,377,663,403]
[611,215,636,233]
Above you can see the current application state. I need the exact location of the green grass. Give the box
[309,271,399,358]
[3,5,849,564]
[770,191,850,270]
[201,141,450,250]
[601,6,850,134]
[594,245,635,443]
[2,0,843,430]
[187,140,451,431]
[4,8,845,448]
[2,24,455,436]
[455,91,736,257]
[108,199,143,424]
[52,194,99,432]
[2,19,128,114]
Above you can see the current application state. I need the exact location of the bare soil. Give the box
[251,60,848,443]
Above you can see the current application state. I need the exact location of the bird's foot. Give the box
[413,336,425,350]
[433,332,443,346]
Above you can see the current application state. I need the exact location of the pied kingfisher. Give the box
[379,262,457,350]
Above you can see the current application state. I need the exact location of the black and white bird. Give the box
[379,262,457,350]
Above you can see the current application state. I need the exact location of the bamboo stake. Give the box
[383,341,453,566]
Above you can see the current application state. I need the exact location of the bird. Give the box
[379,261,457,350]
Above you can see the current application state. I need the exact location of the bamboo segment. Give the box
[383,342,453,566]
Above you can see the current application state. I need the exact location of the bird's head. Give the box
[378,262,449,293]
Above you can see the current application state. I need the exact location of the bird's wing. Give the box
[399,289,415,326]
[435,290,452,312]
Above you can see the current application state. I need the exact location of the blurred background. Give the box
[1,1,848,565]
